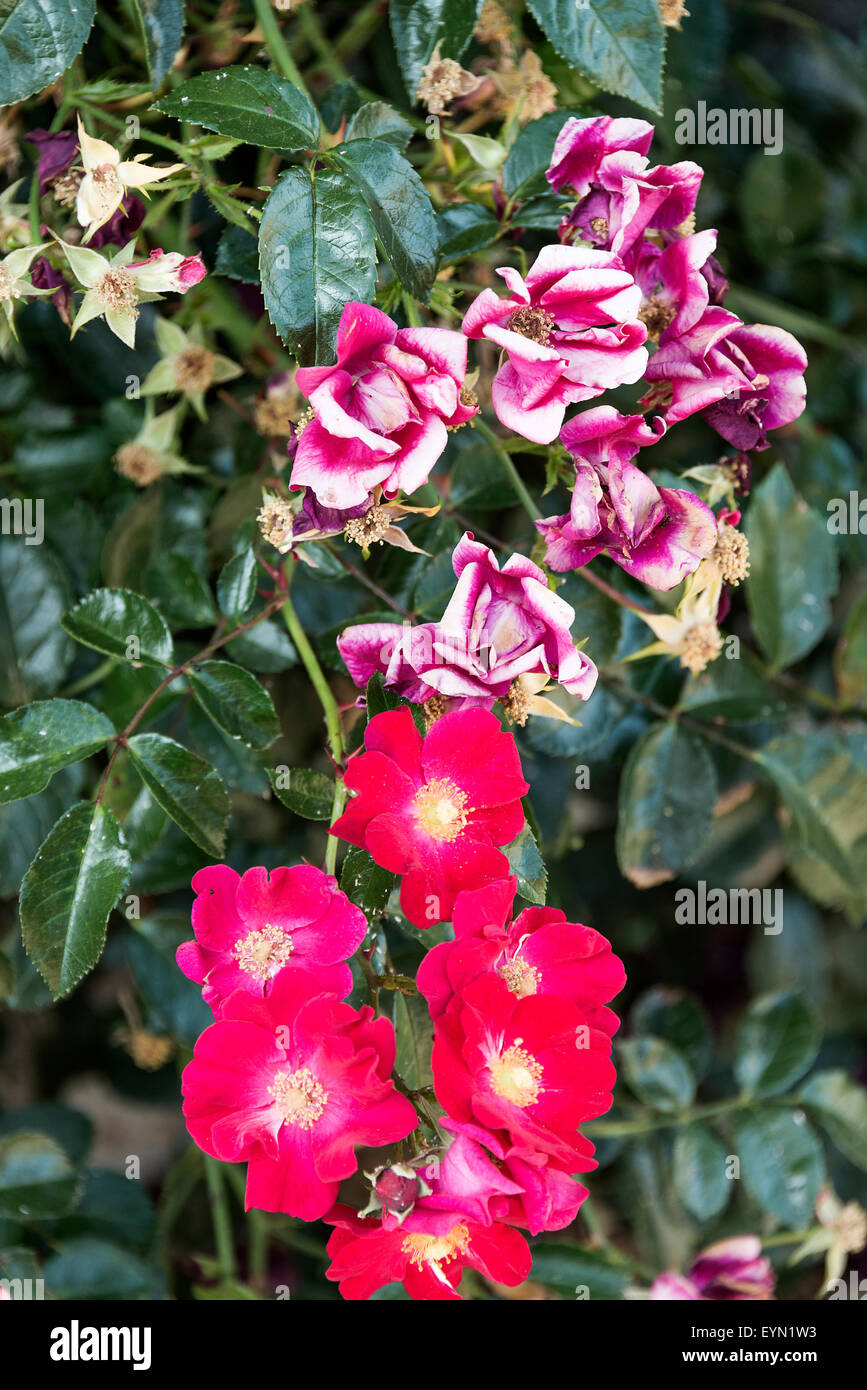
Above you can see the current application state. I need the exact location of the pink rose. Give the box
[290,302,477,508]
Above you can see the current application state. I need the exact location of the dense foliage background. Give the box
[1,0,866,1301]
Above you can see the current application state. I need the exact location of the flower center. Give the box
[401,1224,470,1270]
[506,306,555,345]
[589,215,610,242]
[680,620,723,675]
[233,922,294,981]
[96,267,138,315]
[268,1067,328,1129]
[114,443,163,487]
[413,778,469,842]
[489,1040,543,1107]
[344,505,391,547]
[498,954,540,998]
[174,345,215,393]
[639,293,677,342]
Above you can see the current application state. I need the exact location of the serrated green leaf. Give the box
[333,139,439,302]
[259,164,377,365]
[734,992,820,1099]
[437,202,501,261]
[340,844,396,916]
[393,990,433,1091]
[745,463,838,671]
[527,0,665,112]
[345,101,413,150]
[132,0,184,87]
[618,1035,695,1112]
[755,730,867,887]
[799,1070,867,1172]
[0,537,74,704]
[126,733,229,857]
[616,721,717,887]
[62,588,173,668]
[0,1132,79,1220]
[504,823,547,904]
[155,64,319,149]
[734,1108,825,1228]
[0,0,96,105]
[19,802,131,998]
[672,1125,731,1221]
[268,766,335,820]
[189,660,280,749]
[0,700,114,804]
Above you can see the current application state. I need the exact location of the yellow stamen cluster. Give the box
[233,922,294,981]
[498,956,541,998]
[294,406,315,438]
[96,267,137,316]
[52,169,82,208]
[507,305,555,345]
[589,215,610,242]
[639,293,677,342]
[401,1225,470,1270]
[680,620,723,674]
[344,505,391,547]
[489,1042,543,1107]
[257,494,295,551]
[712,524,750,585]
[268,1068,328,1129]
[123,1028,174,1071]
[413,778,470,842]
[422,694,449,728]
[500,679,530,727]
[174,345,216,393]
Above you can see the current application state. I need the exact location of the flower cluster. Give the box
[326,745,626,1298]
[177,864,416,1220]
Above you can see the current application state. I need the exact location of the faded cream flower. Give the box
[76,116,185,240]
[475,1,512,49]
[140,317,241,418]
[630,560,725,675]
[493,51,558,124]
[114,406,198,488]
[792,1187,867,1293]
[0,243,56,345]
[254,372,301,438]
[658,0,690,29]
[416,45,481,116]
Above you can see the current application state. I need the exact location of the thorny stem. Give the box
[280,575,347,874]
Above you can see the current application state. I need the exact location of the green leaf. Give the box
[0,537,74,704]
[126,733,230,857]
[62,588,173,667]
[144,552,217,628]
[216,548,257,622]
[132,0,184,87]
[214,225,260,285]
[531,1244,630,1299]
[835,589,867,709]
[155,64,319,149]
[678,651,787,723]
[799,1070,867,1172]
[744,463,838,670]
[630,987,712,1082]
[189,660,280,750]
[0,0,96,105]
[617,1036,696,1112]
[616,722,717,888]
[259,165,377,365]
[734,1109,825,1228]
[672,1125,731,1221]
[127,915,212,1048]
[345,101,413,150]
[226,617,297,672]
[43,1237,161,1299]
[0,1132,79,1220]
[504,823,547,904]
[268,766,335,820]
[502,110,582,198]
[19,802,131,998]
[333,139,439,302]
[754,731,867,886]
[527,0,665,112]
[340,844,396,916]
[437,202,501,262]
[734,992,820,1099]
[389,0,483,97]
[393,990,434,1090]
[0,700,114,804]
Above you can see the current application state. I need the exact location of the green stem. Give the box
[588,1095,752,1138]
[473,416,542,521]
[59,656,117,696]
[252,0,314,100]
[205,1158,237,1280]
[247,1208,268,1293]
[295,4,349,82]
[280,580,346,873]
